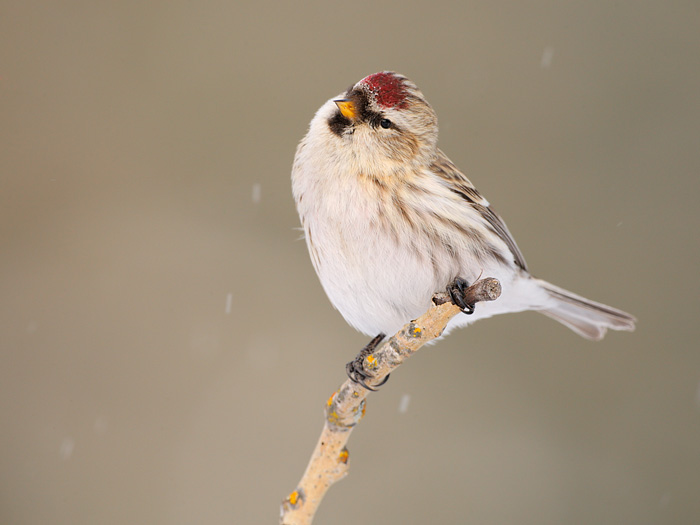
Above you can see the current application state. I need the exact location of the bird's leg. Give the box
[448,277,476,315]
[346,333,388,391]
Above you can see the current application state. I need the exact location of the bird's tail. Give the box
[535,279,636,341]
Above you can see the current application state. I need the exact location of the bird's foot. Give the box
[448,277,476,315]
[346,333,389,391]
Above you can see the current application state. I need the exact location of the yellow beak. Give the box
[334,99,356,120]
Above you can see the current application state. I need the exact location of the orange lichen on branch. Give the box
[365,354,378,369]
[288,490,300,506]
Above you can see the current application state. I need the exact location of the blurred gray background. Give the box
[2,1,699,524]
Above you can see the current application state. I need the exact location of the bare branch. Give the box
[280,277,501,524]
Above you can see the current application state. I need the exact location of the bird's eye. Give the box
[380,118,392,129]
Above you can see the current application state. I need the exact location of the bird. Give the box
[291,71,635,383]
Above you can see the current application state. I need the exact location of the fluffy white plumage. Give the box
[292,71,635,340]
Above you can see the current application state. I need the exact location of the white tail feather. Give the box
[535,279,636,341]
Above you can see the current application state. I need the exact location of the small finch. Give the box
[292,71,635,354]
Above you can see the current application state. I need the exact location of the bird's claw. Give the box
[448,277,476,315]
[346,333,389,391]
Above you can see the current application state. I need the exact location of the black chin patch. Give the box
[328,112,352,137]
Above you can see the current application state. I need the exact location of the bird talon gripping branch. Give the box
[447,277,476,315]
[345,333,388,391]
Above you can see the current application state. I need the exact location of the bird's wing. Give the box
[431,149,529,271]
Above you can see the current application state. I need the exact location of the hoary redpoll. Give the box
[292,71,635,358]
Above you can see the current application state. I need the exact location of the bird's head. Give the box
[319,71,439,175]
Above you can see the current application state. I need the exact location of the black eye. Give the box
[380,118,392,129]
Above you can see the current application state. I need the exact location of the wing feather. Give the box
[431,149,529,271]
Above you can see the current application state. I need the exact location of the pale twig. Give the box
[280,277,501,525]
